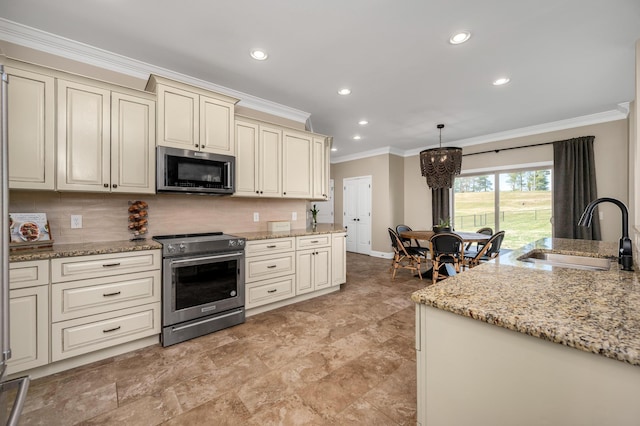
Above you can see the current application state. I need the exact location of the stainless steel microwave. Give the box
[156,146,235,195]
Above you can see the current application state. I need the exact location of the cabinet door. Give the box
[312,136,328,200]
[282,131,312,198]
[200,95,235,155]
[296,250,314,295]
[6,286,49,375]
[7,67,55,190]
[331,233,347,286]
[156,84,199,149]
[313,247,331,291]
[111,92,156,194]
[235,119,259,196]
[57,79,111,191]
[259,124,282,197]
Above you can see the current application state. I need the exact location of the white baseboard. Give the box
[370,250,394,259]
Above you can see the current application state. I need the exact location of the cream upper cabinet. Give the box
[57,78,155,193]
[235,118,282,197]
[111,92,156,194]
[147,75,238,156]
[6,66,55,190]
[57,79,111,191]
[282,130,313,198]
[312,136,329,200]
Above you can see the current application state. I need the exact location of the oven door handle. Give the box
[169,252,244,266]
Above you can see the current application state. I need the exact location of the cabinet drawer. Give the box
[246,274,295,309]
[246,237,295,256]
[296,234,331,249]
[246,252,295,283]
[51,270,161,322]
[9,259,49,289]
[51,302,160,361]
[52,250,161,282]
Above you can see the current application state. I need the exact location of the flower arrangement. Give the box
[310,204,319,224]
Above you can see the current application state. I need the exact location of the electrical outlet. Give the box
[292,212,297,221]
[599,211,604,220]
[71,215,83,229]
[253,212,259,222]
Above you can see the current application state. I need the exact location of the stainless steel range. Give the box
[153,232,246,347]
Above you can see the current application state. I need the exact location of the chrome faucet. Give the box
[578,197,633,271]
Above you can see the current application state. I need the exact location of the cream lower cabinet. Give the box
[296,235,331,295]
[245,238,296,309]
[331,232,347,286]
[6,64,55,190]
[7,260,50,375]
[56,78,156,193]
[235,118,282,197]
[50,250,161,361]
[147,75,238,156]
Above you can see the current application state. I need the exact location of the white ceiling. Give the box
[1,0,639,162]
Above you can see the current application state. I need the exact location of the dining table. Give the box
[399,229,493,278]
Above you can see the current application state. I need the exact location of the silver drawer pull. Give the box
[103,326,121,333]
[103,291,122,297]
[267,265,277,269]
[266,245,277,248]
[102,262,121,268]
[267,289,277,293]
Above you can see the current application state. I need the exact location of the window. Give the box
[453,168,552,249]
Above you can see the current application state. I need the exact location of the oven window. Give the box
[173,260,237,311]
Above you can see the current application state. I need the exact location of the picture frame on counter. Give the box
[9,212,54,250]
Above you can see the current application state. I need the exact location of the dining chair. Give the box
[464,231,506,268]
[388,228,424,280]
[396,224,429,258]
[464,227,493,252]
[429,232,464,285]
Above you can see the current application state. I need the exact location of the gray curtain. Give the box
[553,136,601,240]
[431,188,450,226]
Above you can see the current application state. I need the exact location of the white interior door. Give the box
[343,176,371,255]
[315,179,334,224]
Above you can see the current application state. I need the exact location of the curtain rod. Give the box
[462,141,555,157]
[462,135,595,157]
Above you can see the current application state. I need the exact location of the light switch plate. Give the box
[71,215,83,229]
[292,212,297,221]
[253,212,259,222]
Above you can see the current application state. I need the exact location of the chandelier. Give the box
[419,124,462,189]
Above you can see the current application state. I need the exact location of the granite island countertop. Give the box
[411,237,640,366]
[9,239,163,262]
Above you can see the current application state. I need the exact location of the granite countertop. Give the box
[230,223,346,241]
[9,239,163,262]
[411,238,640,366]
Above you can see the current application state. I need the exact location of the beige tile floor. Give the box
[17,253,425,425]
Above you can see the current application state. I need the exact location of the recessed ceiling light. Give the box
[338,88,351,95]
[449,31,471,45]
[353,135,361,140]
[331,147,337,152]
[358,120,369,125]
[493,77,511,86]
[250,49,268,60]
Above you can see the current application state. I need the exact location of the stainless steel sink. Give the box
[518,252,612,271]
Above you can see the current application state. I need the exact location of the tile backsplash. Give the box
[9,191,311,244]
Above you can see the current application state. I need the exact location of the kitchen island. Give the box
[412,238,640,426]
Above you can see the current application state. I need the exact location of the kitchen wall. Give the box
[630,39,639,262]
[333,118,629,254]
[9,191,308,244]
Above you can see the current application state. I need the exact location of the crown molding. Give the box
[0,18,311,123]
[331,146,405,164]
[402,105,630,158]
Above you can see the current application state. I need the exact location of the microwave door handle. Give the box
[224,162,232,189]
